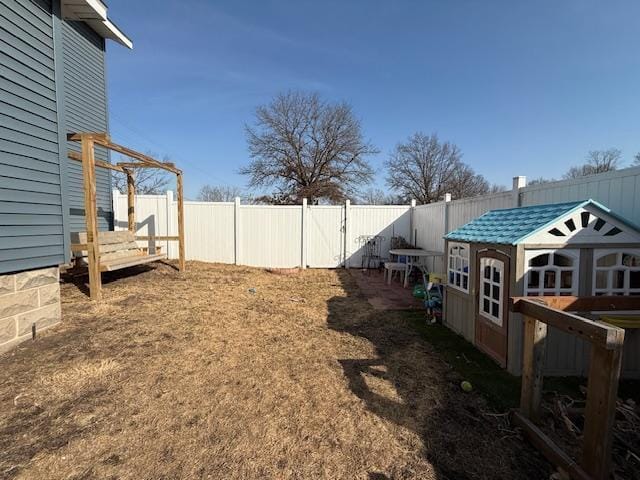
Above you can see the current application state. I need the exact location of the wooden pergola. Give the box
[67,132,185,300]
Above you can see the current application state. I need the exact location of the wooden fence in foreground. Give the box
[511,296,640,480]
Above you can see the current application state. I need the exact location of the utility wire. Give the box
[109,112,237,187]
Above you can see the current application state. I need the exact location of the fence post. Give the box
[410,199,416,245]
[166,190,173,256]
[512,176,527,207]
[444,193,452,234]
[234,197,242,265]
[112,189,120,230]
[301,198,307,269]
[344,199,351,268]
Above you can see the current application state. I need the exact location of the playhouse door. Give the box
[475,251,510,367]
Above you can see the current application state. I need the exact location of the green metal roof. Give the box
[444,200,606,245]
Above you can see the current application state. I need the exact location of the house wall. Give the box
[61,18,112,232]
[0,265,61,353]
[0,0,67,274]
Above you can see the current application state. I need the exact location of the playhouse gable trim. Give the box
[444,200,640,246]
[519,202,640,246]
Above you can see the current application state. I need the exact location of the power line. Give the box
[109,113,238,187]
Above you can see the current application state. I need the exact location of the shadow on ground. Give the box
[61,261,178,297]
[328,270,550,480]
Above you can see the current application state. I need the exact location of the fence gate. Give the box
[306,206,345,268]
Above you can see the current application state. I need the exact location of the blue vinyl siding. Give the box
[0,0,66,274]
[62,19,112,232]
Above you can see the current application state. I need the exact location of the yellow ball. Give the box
[460,381,473,392]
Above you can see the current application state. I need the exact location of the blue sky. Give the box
[105,0,640,199]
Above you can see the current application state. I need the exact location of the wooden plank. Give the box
[68,132,109,142]
[126,170,135,232]
[136,236,179,241]
[511,411,592,480]
[70,243,87,252]
[100,249,144,263]
[511,298,625,349]
[582,344,624,479]
[74,249,140,263]
[72,230,135,245]
[118,162,177,170]
[80,135,101,300]
[68,150,126,173]
[100,253,166,272]
[177,172,185,271]
[101,143,180,173]
[68,132,181,174]
[72,243,139,257]
[520,296,640,313]
[98,242,139,254]
[520,315,547,422]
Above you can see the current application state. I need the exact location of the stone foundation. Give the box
[0,266,61,354]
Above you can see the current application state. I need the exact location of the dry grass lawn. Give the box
[0,262,550,479]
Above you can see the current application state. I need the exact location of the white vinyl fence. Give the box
[113,165,640,270]
[113,193,412,268]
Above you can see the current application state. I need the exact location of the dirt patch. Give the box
[0,262,549,479]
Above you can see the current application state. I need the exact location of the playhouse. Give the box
[442,200,640,377]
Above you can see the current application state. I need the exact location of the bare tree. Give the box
[357,188,405,205]
[385,132,494,204]
[197,185,244,202]
[241,91,377,204]
[634,152,640,165]
[563,148,621,179]
[528,177,554,186]
[112,153,172,194]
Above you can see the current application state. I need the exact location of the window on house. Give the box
[593,250,640,296]
[524,250,579,296]
[448,242,469,292]
[479,257,504,325]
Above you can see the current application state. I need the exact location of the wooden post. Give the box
[80,135,101,300]
[126,170,135,232]
[520,315,547,421]
[582,344,624,479]
[177,173,186,271]
[165,190,173,256]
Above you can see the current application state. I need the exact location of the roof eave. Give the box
[87,18,133,49]
[61,0,133,49]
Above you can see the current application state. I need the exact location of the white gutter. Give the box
[87,18,133,49]
[61,0,132,49]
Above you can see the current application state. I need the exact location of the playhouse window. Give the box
[448,242,469,292]
[524,250,579,296]
[479,257,503,326]
[593,249,640,296]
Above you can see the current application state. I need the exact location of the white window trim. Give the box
[524,249,580,297]
[479,257,504,326]
[447,241,470,293]
[593,248,640,296]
